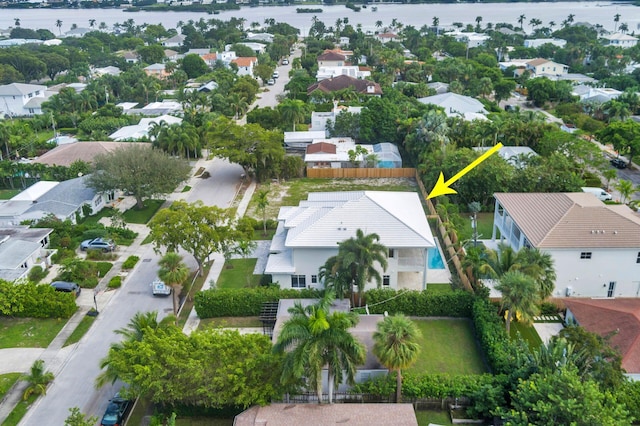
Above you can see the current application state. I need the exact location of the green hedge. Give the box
[108,276,122,288]
[0,281,77,319]
[195,287,321,318]
[122,256,140,270]
[357,289,474,317]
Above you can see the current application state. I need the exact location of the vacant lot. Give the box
[0,318,66,349]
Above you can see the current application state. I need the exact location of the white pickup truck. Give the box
[151,279,171,296]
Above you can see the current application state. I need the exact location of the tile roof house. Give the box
[121,51,139,63]
[164,49,179,61]
[0,176,113,226]
[305,139,402,169]
[231,56,258,77]
[0,83,48,118]
[564,298,640,380]
[491,192,640,298]
[525,58,569,77]
[33,142,138,167]
[601,32,638,48]
[264,191,435,291]
[0,226,54,282]
[234,403,418,426]
[417,93,488,120]
[307,75,382,96]
[144,63,170,79]
[317,50,347,67]
[376,32,400,44]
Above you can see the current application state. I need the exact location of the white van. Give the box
[581,187,613,201]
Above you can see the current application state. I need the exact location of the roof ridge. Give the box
[363,191,428,243]
[537,198,580,246]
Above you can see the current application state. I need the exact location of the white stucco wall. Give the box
[549,248,640,298]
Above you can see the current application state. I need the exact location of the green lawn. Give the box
[0,318,66,349]
[122,199,165,224]
[410,319,486,375]
[80,207,115,227]
[63,315,96,347]
[458,212,494,241]
[141,234,154,245]
[425,284,453,294]
[216,259,260,289]
[252,229,276,240]
[177,261,213,327]
[415,410,453,426]
[199,317,262,329]
[511,321,543,351]
[0,374,21,400]
[0,189,21,200]
[182,185,192,193]
[1,393,37,426]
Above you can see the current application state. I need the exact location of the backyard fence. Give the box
[306,168,416,179]
[275,392,471,410]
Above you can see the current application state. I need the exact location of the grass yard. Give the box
[80,207,115,227]
[458,212,494,242]
[0,374,21,400]
[0,318,66,349]
[63,315,96,347]
[182,185,192,192]
[199,317,262,329]
[122,199,164,224]
[415,410,453,426]
[1,393,37,426]
[252,229,276,240]
[511,321,543,351]
[425,284,453,294]
[0,189,21,200]
[141,234,154,245]
[177,261,213,327]
[216,259,260,289]
[410,319,486,375]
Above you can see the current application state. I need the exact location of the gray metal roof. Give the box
[0,83,46,96]
[0,239,40,269]
[23,176,96,218]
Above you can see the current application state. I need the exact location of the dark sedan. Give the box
[610,158,627,169]
[100,395,131,426]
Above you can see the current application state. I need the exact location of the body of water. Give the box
[0,2,638,36]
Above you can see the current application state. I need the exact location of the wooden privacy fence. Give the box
[415,171,473,292]
[306,168,416,179]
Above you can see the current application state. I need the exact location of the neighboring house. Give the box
[197,81,219,92]
[317,50,347,67]
[376,32,400,44]
[201,52,218,67]
[231,42,266,55]
[124,100,183,116]
[121,51,139,64]
[305,139,402,169]
[556,73,596,84]
[144,63,170,79]
[0,83,48,118]
[164,49,179,62]
[316,66,371,81]
[0,176,113,226]
[234,403,418,426]
[161,34,186,48]
[427,81,449,94]
[417,92,488,120]
[231,56,258,77]
[63,27,92,38]
[109,115,182,141]
[444,31,490,47]
[565,299,640,381]
[91,66,122,77]
[0,38,43,48]
[33,141,140,167]
[491,192,640,298]
[601,33,639,48]
[245,32,273,43]
[0,227,54,282]
[310,103,363,133]
[524,38,567,48]
[472,146,538,167]
[283,131,327,149]
[264,191,436,291]
[307,75,382,97]
[573,85,621,103]
[525,58,569,77]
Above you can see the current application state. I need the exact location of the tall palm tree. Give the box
[273,291,365,404]
[614,179,638,204]
[318,255,351,299]
[278,99,306,132]
[56,19,63,35]
[89,19,96,29]
[22,360,54,400]
[495,270,540,334]
[517,14,526,30]
[158,252,190,319]
[256,189,269,236]
[515,248,556,300]
[614,13,621,32]
[372,314,421,403]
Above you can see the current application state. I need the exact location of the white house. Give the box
[473,146,538,167]
[161,34,186,48]
[601,33,638,48]
[491,192,640,298]
[444,31,490,48]
[0,83,48,118]
[0,226,55,282]
[231,57,258,77]
[573,85,622,103]
[264,191,436,291]
[304,139,402,169]
[316,50,347,67]
[525,58,569,78]
[283,131,327,149]
[316,66,371,81]
[417,92,488,120]
[523,38,567,48]
[310,103,362,133]
[109,115,182,141]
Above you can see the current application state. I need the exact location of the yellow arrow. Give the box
[427,143,504,199]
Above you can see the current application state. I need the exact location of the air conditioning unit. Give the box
[565,286,573,297]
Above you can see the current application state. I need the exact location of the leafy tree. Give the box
[158,252,190,319]
[596,120,640,167]
[137,44,165,65]
[246,107,283,130]
[253,63,274,85]
[273,291,366,404]
[372,314,421,403]
[493,79,516,104]
[181,54,210,79]
[22,360,54,400]
[0,63,23,84]
[40,53,70,81]
[494,270,540,334]
[64,407,98,426]
[149,200,250,275]
[87,145,190,210]
[278,99,307,131]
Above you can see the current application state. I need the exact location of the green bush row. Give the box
[357,289,474,317]
[122,255,140,270]
[108,276,122,288]
[0,281,76,319]
[194,287,321,318]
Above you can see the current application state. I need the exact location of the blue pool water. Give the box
[428,244,446,270]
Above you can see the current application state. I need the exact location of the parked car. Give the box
[610,158,627,169]
[151,279,171,296]
[282,58,289,65]
[50,281,81,297]
[100,394,131,426]
[272,71,279,79]
[267,78,275,85]
[80,237,116,252]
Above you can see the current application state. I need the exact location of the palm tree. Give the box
[256,189,269,236]
[604,100,631,122]
[373,314,421,403]
[55,19,63,35]
[158,252,190,319]
[475,16,483,32]
[619,22,629,34]
[515,248,556,300]
[495,270,541,334]
[89,19,96,29]
[338,229,388,306]
[318,255,351,299]
[566,14,575,25]
[614,179,638,204]
[22,360,54,400]
[278,99,306,132]
[614,13,621,32]
[273,291,366,404]
[517,14,526,30]
[14,18,20,27]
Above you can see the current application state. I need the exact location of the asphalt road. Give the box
[20,158,243,425]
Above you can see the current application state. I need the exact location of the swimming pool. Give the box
[428,242,446,270]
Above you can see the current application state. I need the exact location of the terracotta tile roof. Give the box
[565,299,640,374]
[232,56,257,67]
[377,32,398,38]
[307,75,382,96]
[306,142,336,154]
[201,53,217,61]
[164,49,178,57]
[317,50,346,61]
[494,192,640,248]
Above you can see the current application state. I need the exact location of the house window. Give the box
[580,252,592,259]
[291,275,306,288]
[383,275,390,286]
[311,275,317,284]
[388,249,395,258]
[637,252,640,264]
[28,109,35,114]
[608,281,616,298]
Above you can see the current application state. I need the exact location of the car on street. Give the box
[610,158,627,169]
[151,279,171,296]
[272,71,279,79]
[100,394,131,426]
[50,281,81,297]
[80,237,116,252]
[282,58,289,65]
[267,78,275,85]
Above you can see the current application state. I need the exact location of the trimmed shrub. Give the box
[28,266,48,283]
[86,249,117,261]
[122,255,140,270]
[108,276,122,288]
[195,287,321,318]
[356,289,474,317]
[0,281,76,319]
[51,248,76,263]
[81,229,107,241]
